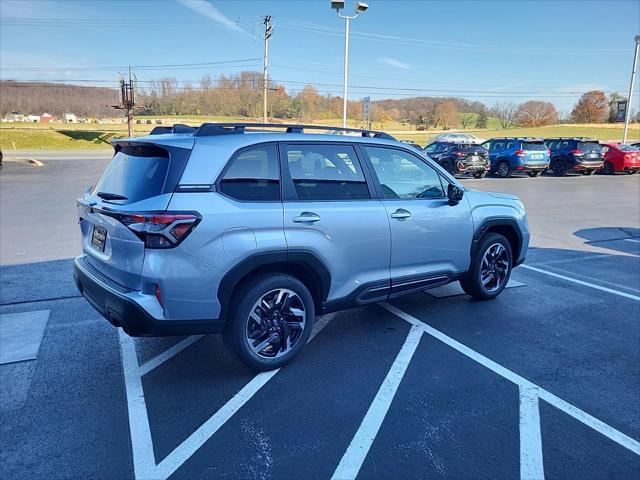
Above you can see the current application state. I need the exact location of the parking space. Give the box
[1,154,639,479]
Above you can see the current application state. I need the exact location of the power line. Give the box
[0,58,261,72]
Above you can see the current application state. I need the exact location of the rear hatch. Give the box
[577,141,603,163]
[77,142,191,290]
[521,141,549,163]
[457,144,488,166]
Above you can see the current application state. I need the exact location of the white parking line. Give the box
[520,264,640,301]
[120,314,335,480]
[380,302,640,458]
[155,369,279,479]
[118,330,157,480]
[519,385,545,480]
[331,325,423,480]
[138,335,204,376]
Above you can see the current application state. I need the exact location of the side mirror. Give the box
[447,184,464,206]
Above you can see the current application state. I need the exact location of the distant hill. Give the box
[0,81,119,118]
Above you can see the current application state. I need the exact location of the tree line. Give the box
[1,74,636,128]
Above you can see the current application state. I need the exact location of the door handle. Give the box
[293,212,321,224]
[390,209,411,220]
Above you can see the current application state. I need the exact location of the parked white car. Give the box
[432,132,484,144]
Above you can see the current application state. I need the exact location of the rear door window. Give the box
[220,144,280,201]
[92,145,170,204]
[283,143,369,201]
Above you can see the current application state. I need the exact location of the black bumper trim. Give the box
[74,256,224,337]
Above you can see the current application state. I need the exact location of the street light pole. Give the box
[342,15,350,129]
[333,2,368,129]
[622,35,640,144]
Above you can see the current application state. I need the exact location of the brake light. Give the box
[106,211,201,248]
[515,149,526,156]
[571,149,584,156]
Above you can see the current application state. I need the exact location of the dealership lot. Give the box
[1,153,639,479]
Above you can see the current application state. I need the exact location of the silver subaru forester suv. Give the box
[74,123,529,370]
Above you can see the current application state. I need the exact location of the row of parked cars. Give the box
[401,136,640,178]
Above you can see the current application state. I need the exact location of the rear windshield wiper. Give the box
[96,191,128,201]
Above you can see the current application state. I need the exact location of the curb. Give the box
[3,157,44,167]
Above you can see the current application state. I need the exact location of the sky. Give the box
[1,0,639,113]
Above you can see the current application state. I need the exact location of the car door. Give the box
[360,145,473,294]
[280,142,391,304]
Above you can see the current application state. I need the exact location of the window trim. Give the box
[358,144,449,202]
[215,141,282,203]
[278,141,375,202]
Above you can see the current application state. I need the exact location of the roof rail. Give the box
[193,122,396,140]
[149,123,197,135]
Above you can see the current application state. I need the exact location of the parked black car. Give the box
[424,141,490,178]
[544,137,604,176]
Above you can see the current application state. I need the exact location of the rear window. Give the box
[522,142,547,151]
[457,144,485,152]
[92,145,170,204]
[578,142,602,152]
[617,144,639,152]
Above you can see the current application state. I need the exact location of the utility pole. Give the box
[112,66,141,138]
[263,15,272,124]
[622,35,640,144]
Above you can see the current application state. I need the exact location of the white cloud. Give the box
[379,58,411,70]
[488,80,534,92]
[178,0,246,35]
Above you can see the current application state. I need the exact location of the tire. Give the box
[460,232,513,300]
[223,274,315,371]
[472,171,486,179]
[496,161,512,178]
[583,170,594,176]
[552,160,567,177]
[442,162,455,175]
[603,161,615,175]
[527,171,540,177]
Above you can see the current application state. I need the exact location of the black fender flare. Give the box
[217,249,331,320]
[471,217,523,264]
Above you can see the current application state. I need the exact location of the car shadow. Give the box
[574,227,640,256]
[57,130,118,145]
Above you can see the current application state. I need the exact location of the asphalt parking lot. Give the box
[1,151,639,480]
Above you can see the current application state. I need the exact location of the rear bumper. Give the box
[74,255,224,337]
[457,161,490,173]
[573,161,603,170]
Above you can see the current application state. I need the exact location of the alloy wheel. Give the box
[480,243,510,292]
[246,288,306,359]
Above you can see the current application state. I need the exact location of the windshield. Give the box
[617,144,640,152]
[522,142,547,151]
[577,142,602,152]
[458,144,486,152]
[92,146,169,204]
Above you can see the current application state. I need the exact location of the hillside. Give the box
[0,81,120,118]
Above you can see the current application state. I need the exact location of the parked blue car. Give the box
[481,138,550,177]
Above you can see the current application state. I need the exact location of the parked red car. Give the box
[601,142,640,174]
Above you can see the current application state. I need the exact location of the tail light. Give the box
[515,149,526,157]
[570,149,584,156]
[104,211,201,248]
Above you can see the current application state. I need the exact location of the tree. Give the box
[459,112,474,129]
[434,101,459,129]
[492,101,517,129]
[514,101,557,127]
[570,90,608,123]
[475,109,488,129]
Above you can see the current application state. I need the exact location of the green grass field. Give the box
[1,118,638,150]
